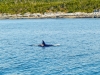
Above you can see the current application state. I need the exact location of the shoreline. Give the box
[0,12,100,19]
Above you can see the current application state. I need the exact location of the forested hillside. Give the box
[0,0,100,14]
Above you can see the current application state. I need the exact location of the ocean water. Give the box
[0,18,100,75]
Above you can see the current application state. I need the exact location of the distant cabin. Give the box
[94,9,100,13]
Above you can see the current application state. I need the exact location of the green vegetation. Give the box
[0,0,100,14]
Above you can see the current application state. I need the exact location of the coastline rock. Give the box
[0,12,100,19]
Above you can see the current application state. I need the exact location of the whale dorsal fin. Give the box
[42,40,46,45]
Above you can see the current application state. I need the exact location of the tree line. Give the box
[0,0,100,14]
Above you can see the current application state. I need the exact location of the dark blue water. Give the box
[0,18,100,75]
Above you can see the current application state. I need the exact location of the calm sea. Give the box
[0,18,100,75]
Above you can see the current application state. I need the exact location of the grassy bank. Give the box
[0,0,100,14]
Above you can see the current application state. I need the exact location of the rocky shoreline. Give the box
[0,12,100,19]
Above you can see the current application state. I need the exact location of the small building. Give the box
[94,9,100,12]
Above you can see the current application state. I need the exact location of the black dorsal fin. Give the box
[42,40,46,45]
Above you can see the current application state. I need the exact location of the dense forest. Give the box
[0,0,100,14]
